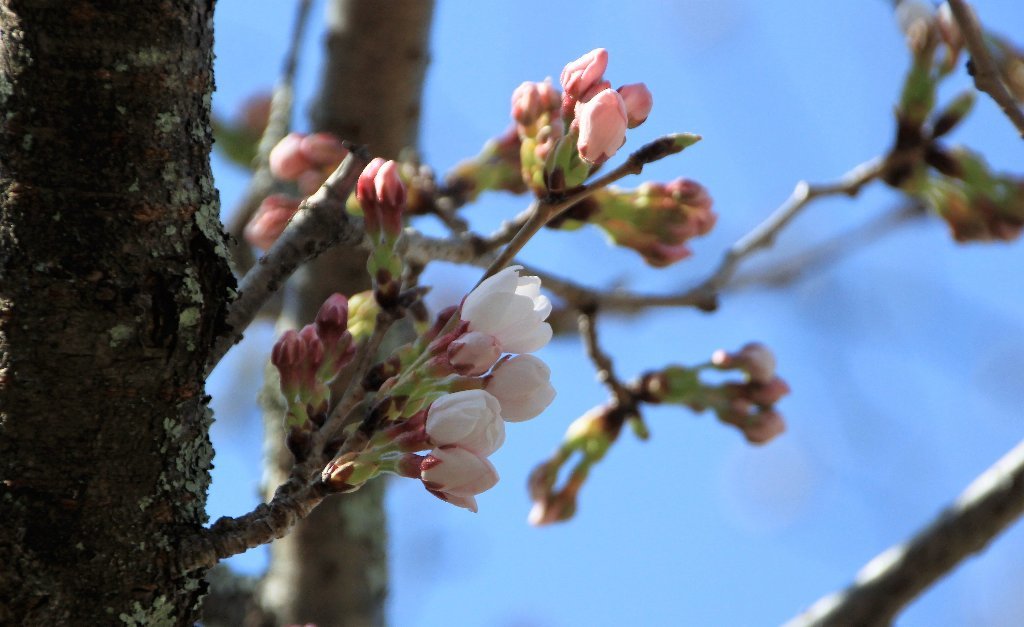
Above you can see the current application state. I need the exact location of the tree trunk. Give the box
[256,1,434,625]
[0,2,233,624]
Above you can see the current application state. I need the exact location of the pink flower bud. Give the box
[315,293,350,345]
[374,160,406,239]
[560,48,609,101]
[271,329,306,397]
[300,132,348,168]
[447,331,502,376]
[617,83,653,128]
[576,88,628,165]
[743,410,786,444]
[298,324,325,375]
[269,132,313,181]
[245,194,301,251]
[485,355,555,422]
[421,445,500,512]
[357,158,386,235]
[511,79,561,129]
[576,80,612,106]
[374,160,406,211]
[425,390,506,456]
[737,342,777,384]
[461,266,553,354]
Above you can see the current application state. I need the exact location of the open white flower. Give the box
[461,266,552,354]
[425,389,505,456]
[486,355,556,422]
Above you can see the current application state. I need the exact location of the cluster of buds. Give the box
[587,178,717,267]
[561,48,653,165]
[269,131,350,195]
[916,149,1024,242]
[636,342,789,445]
[271,293,356,460]
[511,48,655,194]
[356,158,408,305]
[322,267,557,512]
[527,404,616,526]
[244,132,350,251]
[879,2,1024,245]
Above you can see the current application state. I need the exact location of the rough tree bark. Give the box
[255,1,434,626]
[0,1,233,625]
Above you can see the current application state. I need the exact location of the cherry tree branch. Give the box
[178,468,330,573]
[209,148,370,372]
[413,157,885,315]
[225,0,315,275]
[477,135,699,282]
[787,437,1024,626]
[946,0,1024,138]
[578,308,633,409]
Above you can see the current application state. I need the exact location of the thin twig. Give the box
[577,309,632,408]
[787,438,1024,626]
[411,157,885,314]
[728,202,926,291]
[209,148,371,372]
[225,0,315,274]
[947,0,1024,138]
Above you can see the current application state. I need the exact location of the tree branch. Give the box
[947,0,1024,138]
[787,437,1024,626]
[179,472,329,574]
[225,0,315,276]
[410,157,885,314]
[209,148,370,372]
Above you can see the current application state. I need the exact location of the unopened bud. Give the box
[447,331,502,376]
[617,83,653,128]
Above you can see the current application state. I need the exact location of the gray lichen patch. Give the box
[108,324,134,347]
[118,595,175,626]
[155,112,181,134]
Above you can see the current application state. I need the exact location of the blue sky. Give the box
[209,2,1024,625]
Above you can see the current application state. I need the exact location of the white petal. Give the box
[498,321,553,354]
[462,267,521,321]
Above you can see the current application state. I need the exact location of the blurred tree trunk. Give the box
[256,1,434,626]
[0,2,233,625]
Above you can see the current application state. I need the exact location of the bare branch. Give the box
[178,471,329,573]
[209,149,371,372]
[578,309,632,408]
[412,157,885,315]
[947,0,1024,138]
[728,202,926,291]
[787,438,1024,626]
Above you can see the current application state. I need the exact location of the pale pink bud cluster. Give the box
[712,343,789,444]
[596,179,716,267]
[245,194,301,251]
[511,79,561,129]
[357,158,407,241]
[559,48,654,165]
[575,89,628,166]
[617,83,654,128]
[269,131,349,195]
